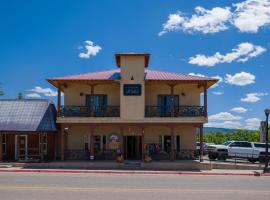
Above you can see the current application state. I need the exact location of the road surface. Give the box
[0,172,269,200]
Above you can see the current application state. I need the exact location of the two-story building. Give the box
[48,53,218,162]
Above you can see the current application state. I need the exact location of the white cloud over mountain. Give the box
[241,92,268,102]
[159,0,270,35]
[230,107,248,113]
[244,118,261,130]
[28,86,58,97]
[225,72,255,86]
[188,42,266,67]
[79,41,102,59]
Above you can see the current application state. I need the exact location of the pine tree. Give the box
[17,92,24,99]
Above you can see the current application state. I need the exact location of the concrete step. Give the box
[124,161,143,168]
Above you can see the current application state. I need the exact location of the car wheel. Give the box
[217,155,227,161]
[248,158,257,163]
[208,154,217,160]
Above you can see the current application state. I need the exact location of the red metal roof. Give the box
[49,69,217,82]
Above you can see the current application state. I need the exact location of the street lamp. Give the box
[264,109,270,173]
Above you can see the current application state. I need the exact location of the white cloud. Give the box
[189,42,266,67]
[188,73,206,77]
[230,107,248,113]
[29,86,58,97]
[244,118,261,130]
[205,121,242,129]
[241,92,268,102]
[159,0,270,35]
[233,0,270,33]
[209,112,242,121]
[206,112,243,129]
[159,6,232,35]
[211,76,223,88]
[225,72,255,86]
[26,93,41,98]
[158,13,185,36]
[212,91,224,95]
[79,41,102,59]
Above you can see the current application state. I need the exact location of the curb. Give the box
[0,169,267,176]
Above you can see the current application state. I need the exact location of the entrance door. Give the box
[124,136,141,160]
[15,135,28,160]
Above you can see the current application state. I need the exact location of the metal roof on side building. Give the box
[0,99,58,132]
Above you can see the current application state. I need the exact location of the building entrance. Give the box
[124,136,141,160]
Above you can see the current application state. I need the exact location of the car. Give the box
[195,142,208,156]
[253,142,270,163]
[207,141,266,163]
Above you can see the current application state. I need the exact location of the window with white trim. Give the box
[2,133,6,154]
[39,133,47,155]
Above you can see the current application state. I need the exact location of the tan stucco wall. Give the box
[63,83,120,106]
[66,125,196,151]
[120,56,145,120]
[145,84,201,106]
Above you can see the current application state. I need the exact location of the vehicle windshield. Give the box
[223,141,232,146]
[254,143,270,148]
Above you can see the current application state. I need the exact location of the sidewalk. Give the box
[0,167,269,176]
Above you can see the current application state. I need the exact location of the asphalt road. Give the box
[0,172,269,200]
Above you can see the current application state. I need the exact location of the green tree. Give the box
[17,92,24,99]
[0,82,4,96]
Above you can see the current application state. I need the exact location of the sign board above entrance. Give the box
[123,84,142,96]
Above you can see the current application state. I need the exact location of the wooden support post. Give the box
[120,127,124,159]
[200,125,204,162]
[60,126,65,161]
[40,132,44,162]
[57,85,61,117]
[170,127,175,161]
[141,127,145,160]
[170,85,175,117]
[0,132,2,161]
[90,85,95,117]
[203,83,208,117]
[90,126,95,158]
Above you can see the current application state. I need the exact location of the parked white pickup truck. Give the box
[207,141,267,163]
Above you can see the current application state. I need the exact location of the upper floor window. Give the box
[85,95,108,109]
[157,95,179,116]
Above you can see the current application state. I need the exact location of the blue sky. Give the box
[0,0,269,130]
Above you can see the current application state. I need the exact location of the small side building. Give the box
[0,99,58,161]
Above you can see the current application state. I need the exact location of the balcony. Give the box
[145,106,205,117]
[60,105,120,117]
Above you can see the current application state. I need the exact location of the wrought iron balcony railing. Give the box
[145,105,205,117]
[60,105,120,117]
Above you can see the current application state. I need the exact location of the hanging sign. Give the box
[108,134,120,150]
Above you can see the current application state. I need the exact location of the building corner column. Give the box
[203,83,208,117]
[90,126,95,158]
[200,125,204,162]
[60,125,65,161]
[120,127,124,159]
[141,127,145,160]
[170,127,175,161]
[170,85,175,117]
[0,132,3,161]
[57,85,61,117]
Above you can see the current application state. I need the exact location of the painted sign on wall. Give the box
[123,84,142,96]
